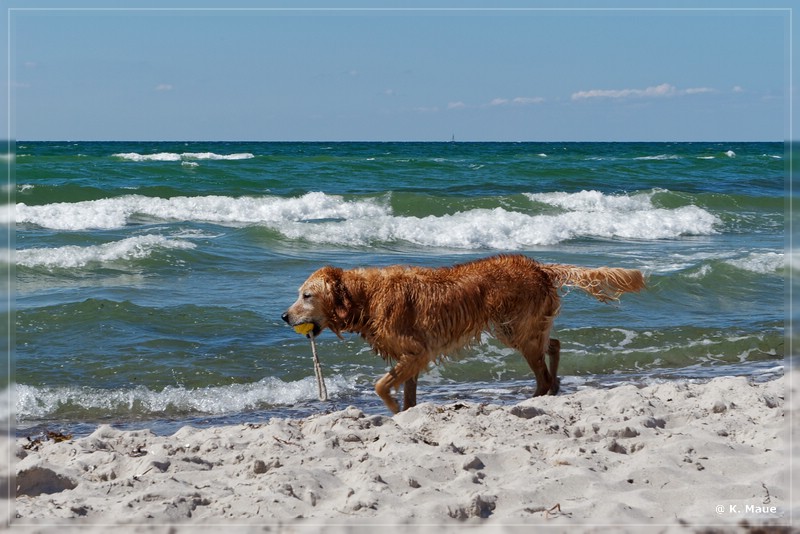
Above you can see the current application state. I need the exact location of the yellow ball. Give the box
[293,323,315,336]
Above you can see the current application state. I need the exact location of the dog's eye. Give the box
[302,292,312,300]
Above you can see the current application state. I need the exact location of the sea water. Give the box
[9,141,788,436]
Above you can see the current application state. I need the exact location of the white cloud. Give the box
[487,96,545,107]
[684,87,715,95]
[447,101,466,110]
[571,83,715,101]
[732,85,745,93]
[512,96,545,105]
[155,84,174,92]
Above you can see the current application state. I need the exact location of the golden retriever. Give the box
[282,254,644,414]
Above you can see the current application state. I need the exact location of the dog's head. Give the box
[281,266,349,339]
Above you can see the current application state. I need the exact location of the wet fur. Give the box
[283,254,644,414]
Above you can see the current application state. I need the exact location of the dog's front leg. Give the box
[375,361,418,414]
[375,369,401,414]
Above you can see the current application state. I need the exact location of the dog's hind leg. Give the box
[403,374,418,411]
[514,333,553,397]
[526,352,553,397]
[547,338,560,395]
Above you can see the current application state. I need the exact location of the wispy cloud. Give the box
[155,83,174,92]
[571,83,715,101]
[684,87,715,95]
[512,96,545,105]
[452,96,545,109]
[488,96,545,106]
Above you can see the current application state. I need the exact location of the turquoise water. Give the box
[11,141,787,435]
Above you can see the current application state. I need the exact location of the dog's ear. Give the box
[319,266,348,339]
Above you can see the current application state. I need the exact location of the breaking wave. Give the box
[112,152,254,162]
[14,190,720,249]
[16,375,356,421]
[16,235,196,269]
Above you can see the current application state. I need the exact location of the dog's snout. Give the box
[281,312,290,324]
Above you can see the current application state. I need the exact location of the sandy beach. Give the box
[5,369,795,533]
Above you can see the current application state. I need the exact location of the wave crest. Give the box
[16,375,355,420]
[15,190,720,249]
[113,152,254,162]
[16,192,387,231]
[17,235,196,269]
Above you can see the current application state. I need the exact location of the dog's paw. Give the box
[548,377,561,395]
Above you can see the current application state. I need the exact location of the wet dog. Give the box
[282,254,644,414]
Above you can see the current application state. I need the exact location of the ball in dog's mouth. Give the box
[293,323,315,336]
[292,322,322,338]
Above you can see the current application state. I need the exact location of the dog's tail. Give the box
[541,264,646,303]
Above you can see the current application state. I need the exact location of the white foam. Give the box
[182,152,254,161]
[634,154,680,160]
[113,152,254,162]
[113,152,182,162]
[525,190,655,212]
[16,190,720,249]
[725,251,785,274]
[17,234,196,269]
[281,203,719,248]
[685,264,713,279]
[16,374,355,419]
[16,192,388,231]
[725,150,736,158]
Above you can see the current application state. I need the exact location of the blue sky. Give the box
[4,2,795,141]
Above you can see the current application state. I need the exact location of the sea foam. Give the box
[282,190,718,248]
[16,190,720,249]
[17,235,196,269]
[724,251,785,274]
[113,152,254,161]
[284,205,717,248]
[16,375,355,419]
[525,190,655,212]
[16,192,387,231]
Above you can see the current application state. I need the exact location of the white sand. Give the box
[6,370,796,533]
